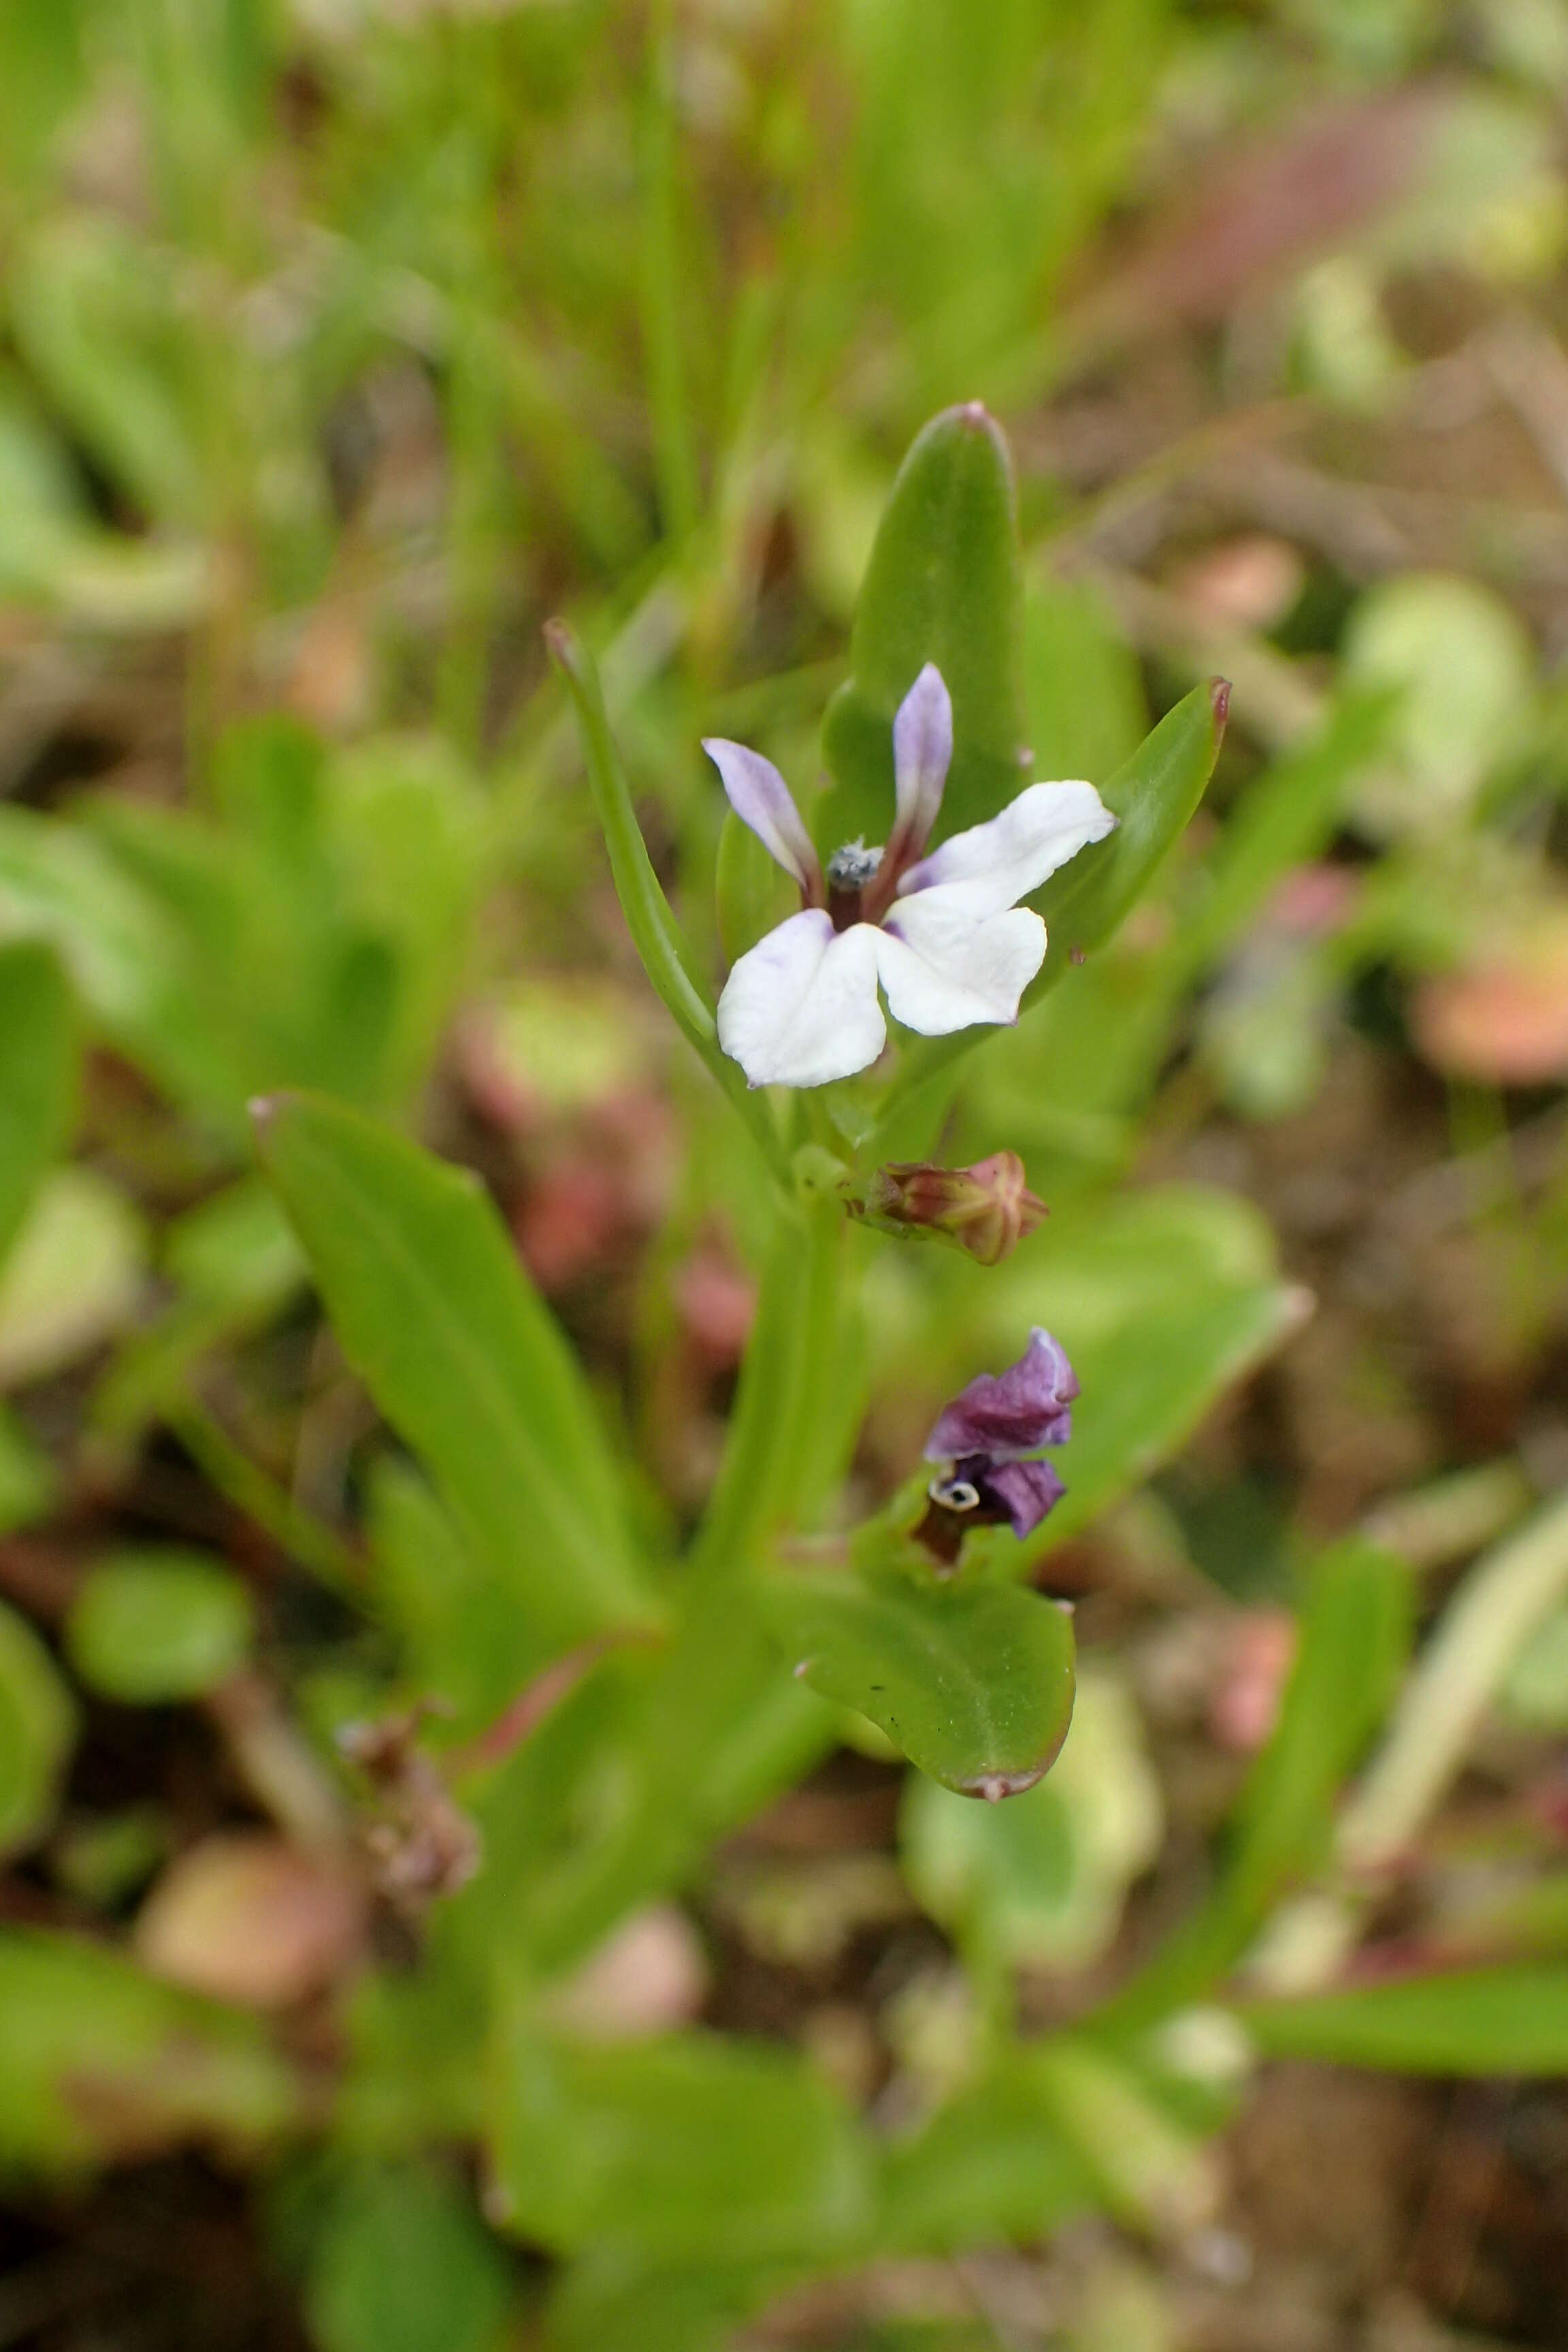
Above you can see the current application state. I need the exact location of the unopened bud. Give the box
[853,1150,1046,1268]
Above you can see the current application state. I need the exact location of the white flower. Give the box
[705,664,1116,1088]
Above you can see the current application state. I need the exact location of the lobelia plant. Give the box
[16,395,1560,2352]
[232,403,1343,2343]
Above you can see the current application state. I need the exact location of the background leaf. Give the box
[0,938,76,1272]
[1239,1966,1568,2075]
[0,1597,77,1859]
[0,1928,303,2176]
[256,1094,657,1667]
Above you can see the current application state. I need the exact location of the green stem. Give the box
[545,619,791,1192]
[519,1183,847,1973]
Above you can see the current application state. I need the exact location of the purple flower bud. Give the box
[916,1328,1079,1560]
[924,1327,1078,1464]
[856,1150,1047,1268]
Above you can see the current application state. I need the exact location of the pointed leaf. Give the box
[255,1094,657,1664]
[818,404,1026,851]
[763,1569,1075,1797]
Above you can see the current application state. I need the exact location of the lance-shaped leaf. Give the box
[254,1094,657,1662]
[817,404,1026,853]
[0,938,76,1273]
[763,1569,1075,1797]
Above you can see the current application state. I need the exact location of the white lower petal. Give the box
[896,780,1115,917]
[875,894,1045,1035]
[717,912,886,1088]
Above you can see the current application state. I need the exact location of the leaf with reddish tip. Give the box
[761,1569,1075,1797]
[817,403,1026,853]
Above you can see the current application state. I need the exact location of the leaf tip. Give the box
[960,1763,1051,1803]
[1209,676,1232,731]
[542,617,576,674]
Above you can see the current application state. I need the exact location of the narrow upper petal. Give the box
[897,779,1115,918]
[875,889,1045,1035]
[702,738,822,897]
[717,911,885,1088]
[892,663,952,855]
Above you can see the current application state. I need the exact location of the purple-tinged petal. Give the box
[924,1326,1079,1463]
[898,780,1115,918]
[703,738,823,899]
[875,895,1044,1034]
[892,663,952,858]
[716,911,885,1088]
[979,1456,1066,1540]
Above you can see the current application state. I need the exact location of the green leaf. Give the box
[818,402,1025,851]
[368,1460,542,1742]
[876,2068,1098,2255]
[900,1668,1162,1970]
[65,1548,255,1704]
[1238,1966,1568,2076]
[254,1094,656,1663]
[762,1569,1075,1797]
[546,2251,789,2352]
[1098,1537,1411,2031]
[0,1167,146,1390]
[878,2034,1215,2251]
[1227,1539,1411,1909]
[544,621,790,1189]
[0,1404,56,1533]
[1031,678,1227,994]
[0,1597,77,1859]
[489,2027,870,2266]
[1025,2038,1217,2233]
[0,1927,302,2176]
[10,216,202,528]
[0,939,76,1273]
[305,2161,514,2352]
[1023,574,1148,785]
